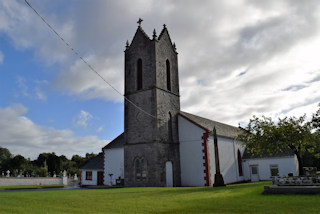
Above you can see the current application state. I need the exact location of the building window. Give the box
[237,149,243,176]
[135,157,147,182]
[166,59,171,91]
[86,171,92,180]
[251,166,258,175]
[168,112,173,142]
[270,164,279,177]
[137,58,142,90]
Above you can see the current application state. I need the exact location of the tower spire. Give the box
[152,29,157,40]
[126,40,130,50]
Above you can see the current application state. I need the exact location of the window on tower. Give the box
[168,112,173,142]
[137,58,142,90]
[135,157,147,182]
[135,158,141,181]
[166,59,171,91]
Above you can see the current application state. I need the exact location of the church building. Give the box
[80,22,299,187]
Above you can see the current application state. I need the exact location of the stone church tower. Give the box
[124,22,181,187]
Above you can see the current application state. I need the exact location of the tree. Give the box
[9,155,27,171]
[238,115,315,175]
[312,103,320,132]
[0,147,13,172]
[0,147,12,161]
[35,152,63,175]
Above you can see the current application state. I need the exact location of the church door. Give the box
[250,165,259,182]
[97,171,103,185]
[165,161,173,187]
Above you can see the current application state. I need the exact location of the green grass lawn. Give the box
[0,184,64,190]
[0,181,319,213]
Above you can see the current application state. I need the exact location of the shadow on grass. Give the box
[95,181,272,199]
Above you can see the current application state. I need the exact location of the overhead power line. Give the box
[24,0,157,120]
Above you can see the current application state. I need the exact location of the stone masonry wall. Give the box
[0,177,63,186]
[124,142,180,187]
[124,26,181,187]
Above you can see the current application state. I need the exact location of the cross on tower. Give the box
[137,18,143,26]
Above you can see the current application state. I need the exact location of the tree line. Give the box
[238,103,320,175]
[0,148,97,177]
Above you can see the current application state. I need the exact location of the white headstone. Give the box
[6,170,10,177]
[74,174,78,180]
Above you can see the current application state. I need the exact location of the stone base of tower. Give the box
[124,142,181,187]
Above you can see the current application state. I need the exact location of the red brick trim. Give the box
[102,149,105,185]
[202,131,211,186]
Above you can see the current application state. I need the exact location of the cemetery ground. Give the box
[0,181,319,213]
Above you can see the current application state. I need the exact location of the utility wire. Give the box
[24,0,157,120]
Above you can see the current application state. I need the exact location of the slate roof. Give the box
[103,133,125,150]
[79,153,103,170]
[179,111,242,139]
[242,148,295,159]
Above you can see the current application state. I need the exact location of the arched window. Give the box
[135,158,141,181]
[237,149,243,176]
[166,59,171,91]
[135,157,147,182]
[137,58,142,90]
[168,112,173,142]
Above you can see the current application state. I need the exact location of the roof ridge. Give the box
[79,153,103,170]
[180,111,237,129]
[179,111,241,138]
[102,132,124,150]
[158,24,177,53]
[158,24,167,40]
[137,26,151,40]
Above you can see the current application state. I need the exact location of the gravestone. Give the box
[303,167,317,176]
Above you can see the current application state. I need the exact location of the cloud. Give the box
[34,88,47,100]
[74,110,93,127]
[0,104,106,159]
[0,51,3,64]
[16,76,29,97]
[15,76,48,100]
[97,126,103,133]
[1,0,320,127]
[54,55,124,102]
[34,80,49,101]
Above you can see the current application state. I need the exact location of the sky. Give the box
[1,0,320,160]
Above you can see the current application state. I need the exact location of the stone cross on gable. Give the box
[137,18,143,26]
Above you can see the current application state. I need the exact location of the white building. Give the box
[102,133,124,186]
[80,22,299,187]
[178,111,245,186]
[79,153,103,186]
[242,149,299,181]
[81,111,298,187]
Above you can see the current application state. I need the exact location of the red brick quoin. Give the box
[202,131,211,186]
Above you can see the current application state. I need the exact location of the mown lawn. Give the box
[0,181,319,213]
[0,184,64,190]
